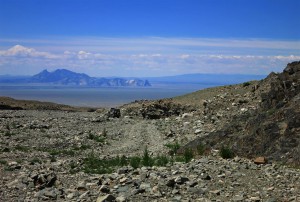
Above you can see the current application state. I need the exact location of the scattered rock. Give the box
[254,157,267,164]
[96,194,116,202]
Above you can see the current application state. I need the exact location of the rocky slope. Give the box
[0,62,299,201]
[181,61,300,166]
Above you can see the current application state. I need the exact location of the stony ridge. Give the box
[181,61,300,166]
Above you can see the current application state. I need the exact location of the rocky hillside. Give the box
[180,61,300,166]
[0,96,96,112]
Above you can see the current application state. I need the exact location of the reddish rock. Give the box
[254,157,267,164]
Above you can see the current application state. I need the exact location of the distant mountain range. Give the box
[0,68,267,87]
[0,69,151,87]
[144,73,266,85]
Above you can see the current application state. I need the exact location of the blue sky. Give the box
[0,0,299,76]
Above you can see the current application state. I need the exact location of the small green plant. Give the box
[165,142,181,156]
[197,144,206,155]
[142,147,154,167]
[0,159,7,165]
[1,147,10,152]
[130,156,141,169]
[88,132,106,143]
[4,166,14,171]
[4,131,15,137]
[243,82,251,87]
[155,155,169,166]
[83,152,116,174]
[102,128,107,137]
[16,159,22,164]
[267,108,277,116]
[119,155,128,166]
[48,149,75,156]
[174,155,185,162]
[50,155,57,162]
[30,157,42,164]
[184,148,194,163]
[73,144,91,151]
[220,146,234,159]
[15,145,30,152]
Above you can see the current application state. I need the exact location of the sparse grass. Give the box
[0,159,7,165]
[51,149,75,156]
[30,157,42,164]
[197,143,206,155]
[165,141,181,156]
[15,145,30,152]
[88,132,106,143]
[73,144,91,151]
[79,146,196,174]
[4,166,14,171]
[142,147,154,167]
[220,146,235,159]
[118,155,128,166]
[4,131,15,137]
[130,156,141,169]
[155,155,169,166]
[83,152,121,174]
[102,128,107,137]
[184,148,194,163]
[50,155,57,162]
[38,148,76,156]
[1,147,10,152]
[267,108,277,116]
[174,155,185,162]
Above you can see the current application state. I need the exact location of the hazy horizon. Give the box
[0,0,299,77]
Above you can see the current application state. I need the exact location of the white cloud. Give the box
[77,50,92,59]
[0,37,300,76]
[0,45,58,59]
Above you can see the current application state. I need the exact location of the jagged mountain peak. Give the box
[30,69,151,87]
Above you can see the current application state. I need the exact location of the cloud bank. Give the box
[0,37,299,76]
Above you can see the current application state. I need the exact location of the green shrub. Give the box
[243,82,251,87]
[155,155,169,166]
[119,155,127,166]
[130,156,141,169]
[220,146,234,159]
[0,159,7,165]
[184,148,194,163]
[142,147,154,167]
